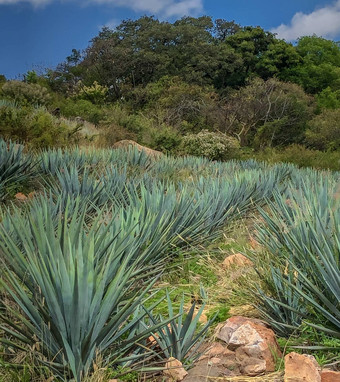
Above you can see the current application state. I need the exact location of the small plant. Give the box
[142,289,214,367]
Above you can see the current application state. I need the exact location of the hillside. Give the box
[0,16,340,169]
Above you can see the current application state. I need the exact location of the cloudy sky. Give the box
[1,0,340,78]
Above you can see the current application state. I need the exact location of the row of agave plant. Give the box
[0,139,291,381]
[1,137,339,380]
[253,168,340,345]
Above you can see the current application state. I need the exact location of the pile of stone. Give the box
[162,316,340,382]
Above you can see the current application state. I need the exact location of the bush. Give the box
[97,106,159,147]
[77,81,108,104]
[180,130,240,160]
[59,98,105,125]
[305,109,340,151]
[1,80,51,106]
[0,103,76,148]
[249,144,340,171]
[149,127,182,153]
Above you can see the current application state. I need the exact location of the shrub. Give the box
[59,98,105,125]
[248,145,340,171]
[180,130,239,160]
[149,127,182,153]
[305,109,340,151]
[97,106,158,146]
[1,80,51,106]
[77,81,108,104]
[0,103,76,148]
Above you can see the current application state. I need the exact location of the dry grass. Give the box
[207,372,284,382]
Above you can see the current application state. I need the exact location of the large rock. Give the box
[163,357,188,381]
[217,316,281,376]
[113,140,163,158]
[321,370,340,382]
[184,342,239,382]
[217,316,267,344]
[284,352,321,382]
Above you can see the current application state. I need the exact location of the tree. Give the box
[0,74,6,87]
[55,16,243,98]
[129,76,219,132]
[224,26,277,84]
[286,36,340,94]
[48,48,85,94]
[214,19,241,40]
[316,87,340,110]
[221,78,313,147]
[256,39,301,80]
[24,70,38,84]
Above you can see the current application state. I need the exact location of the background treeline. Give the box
[1,16,340,169]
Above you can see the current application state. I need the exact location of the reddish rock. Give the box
[28,191,36,199]
[321,370,340,382]
[242,359,266,376]
[217,316,281,376]
[113,140,163,158]
[222,253,253,268]
[206,342,226,357]
[15,192,27,201]
[209,357,221,365]
[164,357,188,381]
[217,316,267,344]
[284,352,321,382]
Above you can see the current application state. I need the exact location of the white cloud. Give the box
[272,0,340,41]
[95,0,203,18]
[0,0,51,4]
[0,0,203,17]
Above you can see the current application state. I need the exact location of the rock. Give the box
[164,357,188,381]
[217,316,281,376]
[199,342,235,363]
[28,191,36,199]
[222,253,253,268]
[217,316,267,344]
[183,357,238,382]
[209,357,222,365]
[15,192,28,201]
[284,352,321,382]
[321,370,340,382]
[113,140,163,158]
[242,359,266,376]
[206,342,226,357]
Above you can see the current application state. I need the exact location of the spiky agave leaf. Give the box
[0,200,174,381]
[141,289,214,367]
[0,139,35,200]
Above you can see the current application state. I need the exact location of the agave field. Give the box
[0,138,339,381]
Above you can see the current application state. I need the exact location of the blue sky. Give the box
[1,0,340,79]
